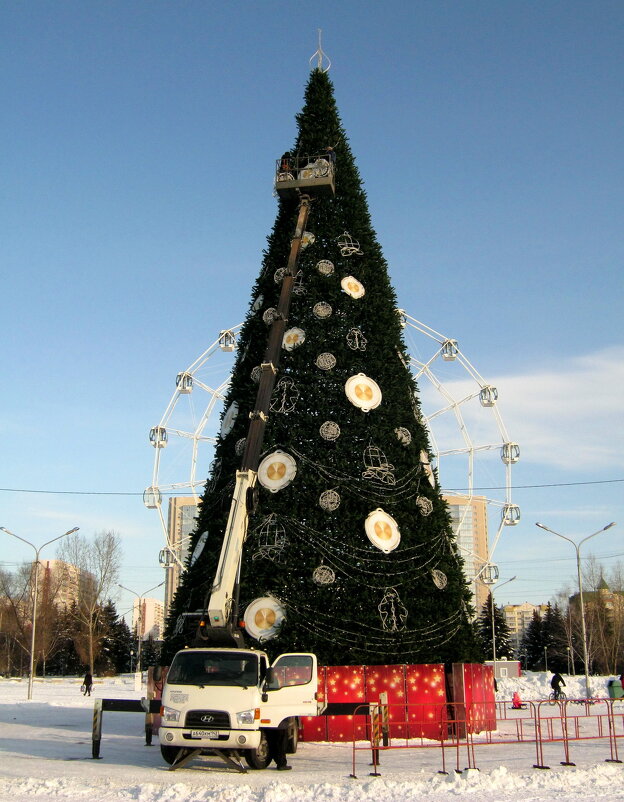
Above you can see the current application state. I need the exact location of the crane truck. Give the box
[157,155,335,771]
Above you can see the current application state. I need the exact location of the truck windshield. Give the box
[167,651,259,688]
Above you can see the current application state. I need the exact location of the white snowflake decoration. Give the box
[316,259,335,276]
[432,569,448,589]
[251,365,262,383]
[313,301,332,319]
[263,307,278,325]
[319,489,341,511]
[394,426,412,446]
[274,267,286,283]
[319,421,341,441]
[312,564,336,586]
[316,352,337,371]
[235,438,247,456]
[416,496,433,516]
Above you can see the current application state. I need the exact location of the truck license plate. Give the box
[190,730,218,739]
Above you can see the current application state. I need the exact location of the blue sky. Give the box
[1,1,622,619]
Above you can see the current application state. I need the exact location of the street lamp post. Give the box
[536,521,616,699]
[491,575,516,683]
[118,582,164,673]
[566,646,571,675]
[0,526,79,700]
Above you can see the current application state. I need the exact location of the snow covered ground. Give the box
[0,672,623,801]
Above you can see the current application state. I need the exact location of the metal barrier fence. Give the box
[350,698,624,777]
[91,697,161,759]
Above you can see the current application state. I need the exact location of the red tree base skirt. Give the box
[300,662,496,742]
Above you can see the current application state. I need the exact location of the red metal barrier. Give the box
[349,698,624,777]
[533,698,624,769]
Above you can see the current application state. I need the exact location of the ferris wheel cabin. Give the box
[275,152,336,199]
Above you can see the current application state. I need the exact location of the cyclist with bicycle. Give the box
[550,671,566,700]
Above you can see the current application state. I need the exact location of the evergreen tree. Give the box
[521,610,544,670]
[96,600,135,674]
[140,634,161,669]
[542,603,568,673]
[97,601,118,674]
[44,607,82,675]
[114,617,135,673]
[477,593,512,660]
[163,69,479,666]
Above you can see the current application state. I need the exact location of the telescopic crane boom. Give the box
[196,193,313,645]
[192,150,336,647]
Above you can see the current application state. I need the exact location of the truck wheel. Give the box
[160,745,186,765]
[244,731,270,769]
[286,718,299,754]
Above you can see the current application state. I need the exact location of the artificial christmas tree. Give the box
[163,68,480,667]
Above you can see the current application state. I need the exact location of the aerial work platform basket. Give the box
[275,152,336,198]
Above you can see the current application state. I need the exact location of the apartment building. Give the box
[132,596,165,641]
[444,494,489,613]
[39,559,96,609]
[163,497,199,615]
[503,601,549,656]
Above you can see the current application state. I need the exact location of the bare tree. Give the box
[37,564,70,675]
[608,561,624,593]
[562,555,624,674]
[0,565,34,675]
[57,531,122,673]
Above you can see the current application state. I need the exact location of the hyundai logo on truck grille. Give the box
[186,709,230,728]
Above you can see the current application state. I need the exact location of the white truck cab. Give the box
[159,647,320,769]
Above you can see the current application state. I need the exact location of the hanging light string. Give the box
[286,601,464,641]
[248,511,449,568]
[292,616,463,658]
[286,600,465,654]
[279,513,446,561]
[279,516,447,578]
[286,445,429,505]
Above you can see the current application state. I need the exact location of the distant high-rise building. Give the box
[503,602,549,656]
[133,597,164,641]
[443,495,489,614]
[39,559,96,609]
[163,497,199,614]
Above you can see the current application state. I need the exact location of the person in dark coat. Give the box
[264,718,292,771]
[550,672,566,698]
[83,671,93,696]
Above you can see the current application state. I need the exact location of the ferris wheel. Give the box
[144,326,242,571]
[145,315,518,588]
[399,312,519,588]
